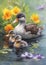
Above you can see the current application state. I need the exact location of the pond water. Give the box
[0,0,46,65]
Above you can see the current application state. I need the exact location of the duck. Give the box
[12,13,43,39]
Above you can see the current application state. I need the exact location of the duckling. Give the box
[13,35,28,48]
[3,30,15,49]
[13,40,28,48]
[8,30,16,48]
[13,35,28,55]
[13,13,43,39]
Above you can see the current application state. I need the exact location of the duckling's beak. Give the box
[12,18,18,24]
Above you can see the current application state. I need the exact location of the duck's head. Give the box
[12,13,26,24]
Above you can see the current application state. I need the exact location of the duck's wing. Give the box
[24,23,31,31]
[23,26,42,39]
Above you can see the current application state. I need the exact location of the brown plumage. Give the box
[3,31,15,48]
[13,40,28,48]
[13,35,28,48]
[3,34,10,49]
[25,24,38,34]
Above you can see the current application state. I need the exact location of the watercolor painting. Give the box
[0,0,46,65]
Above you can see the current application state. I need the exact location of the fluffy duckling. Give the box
[8,31,16,48]
[13,40,28,48]
[13,35,28,55]
[13,35,28,48]
[3,30,15,48]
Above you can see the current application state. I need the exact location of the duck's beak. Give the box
[12,18,18,24]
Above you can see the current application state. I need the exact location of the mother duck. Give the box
[12,13,43,39]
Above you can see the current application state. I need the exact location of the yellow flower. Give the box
[2,8,12,20]
[11,6,21,15]
[4,24,14,32]
[30,14,40,24]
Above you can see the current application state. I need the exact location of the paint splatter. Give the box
[21,52,45,60]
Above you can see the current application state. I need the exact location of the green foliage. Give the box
[0,0,31,32]
[29,43,39,53]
